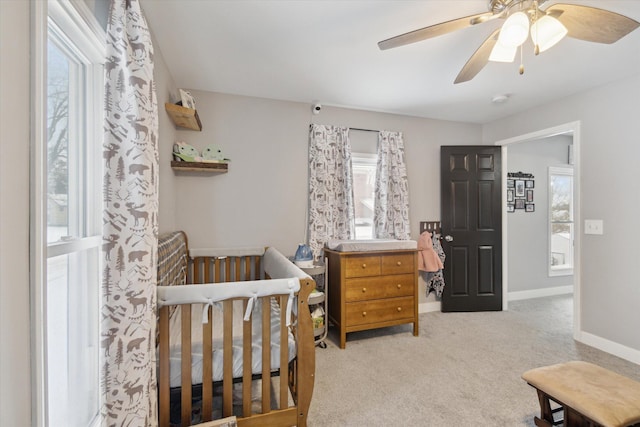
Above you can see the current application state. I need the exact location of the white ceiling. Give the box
[141,0,640,124]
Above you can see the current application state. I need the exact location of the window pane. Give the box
[352,156,376,239]
[47,249,99,427]
[551,223,573,269]
[550,174,572,222]
[47,40,70,243]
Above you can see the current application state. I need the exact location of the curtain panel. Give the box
[374,130,410,240]
[101,0,159,425]
[308,124,355,260]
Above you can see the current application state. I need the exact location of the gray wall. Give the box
[484,73,640,354]
[0,2,31,424]
[507,136,573,294]
[158,90,482,305]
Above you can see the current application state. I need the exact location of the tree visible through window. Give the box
[352,154,377,239]
[549,166,574,276]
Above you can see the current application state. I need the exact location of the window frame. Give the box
[548,166,574,277]
[31,1,105,425]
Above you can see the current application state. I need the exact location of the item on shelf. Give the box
[202,144,230,163]
[311,306,325,329]
[293,243,313,268]
[173,141,202,162]
[179,88,196,110]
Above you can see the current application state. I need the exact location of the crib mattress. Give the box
[326,239,417,252]
[164,298,296,388]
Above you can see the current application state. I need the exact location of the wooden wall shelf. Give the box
[165,103,202,131]
[170,161,228,173]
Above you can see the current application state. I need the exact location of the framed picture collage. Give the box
[507,172,534,213]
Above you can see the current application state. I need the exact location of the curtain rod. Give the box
[350,127,380,133]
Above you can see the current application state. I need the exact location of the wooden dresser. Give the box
[324,248,419,349]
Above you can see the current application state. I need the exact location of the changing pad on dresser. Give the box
[325,239,417,252]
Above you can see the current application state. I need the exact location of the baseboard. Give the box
[508,285,573,301]
[577,331,640,365]
[419,301,441,313]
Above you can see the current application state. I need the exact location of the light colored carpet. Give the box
[308,294,639,426]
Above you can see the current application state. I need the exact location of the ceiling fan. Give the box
[378,0,640,84]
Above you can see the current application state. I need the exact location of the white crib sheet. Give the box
[326,239,417,252]
[165,298,296,388]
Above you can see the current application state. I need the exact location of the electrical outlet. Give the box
[584,219,603,235]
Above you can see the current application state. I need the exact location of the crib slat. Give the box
[158,306,171,427]
[202,305,213,422]
[279,295,289,409]
[255,257,261,280]
[236,258,241,282]
[215,258,221,283]
[222,300,233,417]
[193,258,201,284]
[181,305,193,426]
[204,258,211,283]
[242,299,252,416]
[225,257,231,281]
[245,257,251,281]
[262,296,271,413]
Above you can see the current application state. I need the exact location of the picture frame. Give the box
[526,189,534,202]
[507,179,515,188]
[507,204,515,213]
[525,203,535,212]
[515,180,525,197]
[515,199,525,210]
[507,189,514,202]
[526,180,535,188]
[179,89,196,110]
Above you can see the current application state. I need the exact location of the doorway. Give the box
[497,121,581,339]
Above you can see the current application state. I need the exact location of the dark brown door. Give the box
[440,146,502,312]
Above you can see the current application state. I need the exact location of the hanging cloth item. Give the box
[418,230,443,272]
[424,232,446,297]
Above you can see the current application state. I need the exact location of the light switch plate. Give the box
[584,219,603,235]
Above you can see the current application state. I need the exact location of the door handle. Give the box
[444,235,454,242]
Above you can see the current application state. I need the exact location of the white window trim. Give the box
[548,166,574,277]
[31,1,105,426]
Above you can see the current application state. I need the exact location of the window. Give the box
[549,166,574,276]
[352,153,377,239]
[34,1,104,426]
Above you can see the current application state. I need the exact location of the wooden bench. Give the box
[522,361,640,427]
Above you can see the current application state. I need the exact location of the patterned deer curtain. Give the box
[308,124,355,260]
[374,131,411,240]
[101,0,159,425]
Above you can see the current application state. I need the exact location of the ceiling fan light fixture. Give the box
[489,41,517,62]
[498,11,530,47]
[530,15,568,52]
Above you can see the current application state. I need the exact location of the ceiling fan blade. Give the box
[545,4,640,44]
[454,29,500,84]
[378,12,494,50]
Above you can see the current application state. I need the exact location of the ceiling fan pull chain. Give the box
[519,45,525,75]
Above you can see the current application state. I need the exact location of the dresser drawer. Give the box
[346,296,414,327]
[381,253,415,275]
[345,255,380,278]
[345,274,415,302]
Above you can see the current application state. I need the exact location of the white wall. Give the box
[0,1,32,424]
[484,73,640,357]
[160,90,482,304]
[507,135,573,294]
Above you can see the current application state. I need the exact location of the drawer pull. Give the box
[362,311,367,317]
[397,284,402,289]
[361,263,367,269]
[362,287,367,293]
[397,307,402,312]
[396,261,402,266]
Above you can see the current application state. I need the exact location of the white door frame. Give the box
[495,121,581,340]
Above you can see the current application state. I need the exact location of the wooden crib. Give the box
[156,231,316,427]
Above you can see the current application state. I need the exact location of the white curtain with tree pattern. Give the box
[308,124,355,260]
[374,131,410,240]
[101,0,159,424]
